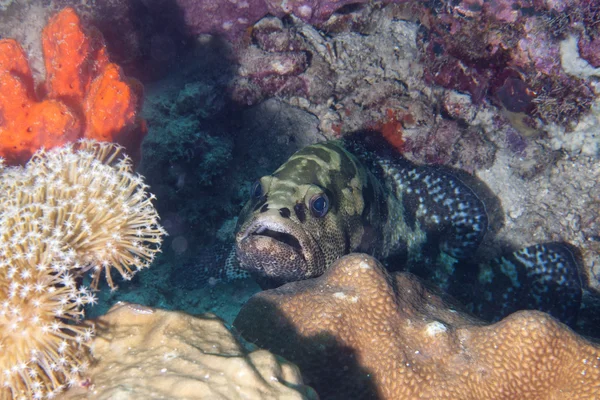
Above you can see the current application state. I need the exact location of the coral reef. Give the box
[61,302,318,400]
[174,0,378,41]
[228,7,502,171]
[234,253,600,400]
[0,7,145,165]
[418,0,599,126]
[1,1,598,149]
[224,4,600,305]
[225,2,600,158]
[0,141,164,399]
[0,0,188,81]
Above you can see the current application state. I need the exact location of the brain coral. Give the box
[234,253,600,400]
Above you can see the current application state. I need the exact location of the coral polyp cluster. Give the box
[0,140,164,399]
[0,274,95,399]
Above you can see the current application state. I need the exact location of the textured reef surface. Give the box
[235,254,600,400]
[0,1,599,398]
[1,0,592,333]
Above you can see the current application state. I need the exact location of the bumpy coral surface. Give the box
[0,7,145,165]
[0,141,164,399]
[234,253,600,400]
[61,303,318,400]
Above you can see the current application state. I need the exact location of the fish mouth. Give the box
[236,221,306,261]
[235,218,316,287]
[250,226,304,257]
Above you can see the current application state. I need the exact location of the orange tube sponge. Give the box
[84,63,139,142]
[234,253,600,400]
[0,39,34,90]
[0,7,144,166]
[0,40,81,165]
[42,7,109,106]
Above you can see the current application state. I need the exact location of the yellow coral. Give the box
[0,140,165,399]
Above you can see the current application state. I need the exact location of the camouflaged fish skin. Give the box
[235,136,584,326]
[460,242,583,326]
[235,138,488,287]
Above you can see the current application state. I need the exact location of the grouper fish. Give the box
[235,133,583,325]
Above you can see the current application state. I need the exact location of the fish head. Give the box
[235,142,382,288]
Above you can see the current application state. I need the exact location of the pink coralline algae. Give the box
[174,0,377,40]
[419,0,599,125]
[229,17,313,105]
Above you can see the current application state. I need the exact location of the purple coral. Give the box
[174,0,270,40]
[174,0,378,40]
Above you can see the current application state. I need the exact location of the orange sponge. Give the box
[0,40,81,164]
[42,7,109,106]
[0,7,144,165]
[84,63,139,142]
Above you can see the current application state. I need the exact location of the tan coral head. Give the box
[234,253,600,400]
[60,302,319,400]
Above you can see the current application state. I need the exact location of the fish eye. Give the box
[309,193,329,218]
[251,180,263,199]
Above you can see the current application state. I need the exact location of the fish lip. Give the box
[236,218,307,260]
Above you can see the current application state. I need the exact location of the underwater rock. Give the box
[224,2,600,158]
[234,253,600,400]
[174,0,383,40]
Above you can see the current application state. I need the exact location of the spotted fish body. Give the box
[235,135,582,324]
